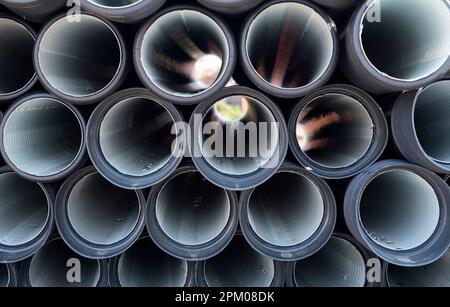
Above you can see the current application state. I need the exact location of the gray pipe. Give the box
[0,263,17,287]
[1,0,65,23]
[196,0,264,14]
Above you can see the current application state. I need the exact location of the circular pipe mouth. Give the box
[196,0,264,14]
[0,17,36,100]
[0,264,9,287]
[359,0,450,82]
[294,236,367,287]
[1,96,85,180]
[86,0,143,8]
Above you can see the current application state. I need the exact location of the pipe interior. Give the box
[0,18,35,96]
[87,0,142,7]
[200,95,279,176]
[296,93,374,168]
[140,10,229,97]
[3,98,83,177]
[155,170,230,246]
[294,237,366,287]
[360,170,440,251]
[204,236,275,287]
[99,97,175,177]
[246,2,334,89]
[118,237,188,287]
[29,238,100,287]
[67,173,140,245]
[37,15,121,97]
[0,264,9,287]
[0,173,49,247]
[414,80,450,164]
[387,250,450,287]
[247,171,324,247]
[360,0,450,81]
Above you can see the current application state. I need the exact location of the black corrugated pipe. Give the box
[109,235,196,287]
[0,93,86,182]
[33,13,128,105]
[391,80,450,174]
[190,86,288,191]
[285,234,377,287]
[196,234,284,287]
[87,88,183,190]
[239,163,336,261]
[288,84,388,179]
[0,263,18,287]
[344,160,450,267]
[79,0,166,23]
[54,166,146,259]
[146,165,238,261]
[0,0,65,23]
[342,0,450,94]
[20,236,108,287]
[196,0,264,14]
[240,0,339,98]
[134,6,236,105]
[0,15,36,102]
[0,166,54,263]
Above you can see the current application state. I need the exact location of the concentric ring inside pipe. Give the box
[2,98,83,177]
[0,173,49,247]
[200,95,279,176]
[118,237,188,287]
[245,2,334,89]
[0,264,9,287]
[414,80,450,164]
[67,173,140,245]
[360,0,450,81]
[294,237,366,287]
[99,97,175,176]
[29,239,100,287]
[247,171,324,247]
[37,15,122,97]
[296,93,374,168]
[87,0,142,7]
[204,236,275,287]
[360,170,440,251]
[0,18,35,97]
[156,171,230,246]
[140,10,229,97]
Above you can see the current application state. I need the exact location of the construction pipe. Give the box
[288,84,388,179]
[344,160,450,267]
[196,0,264,14]
[391,80,450,174]
[54,166,146,259]
[20,236,108,287]
[190,86,288,191]
[239,163,336,261]
[79,0,167,23]
[134,6,236,105]
[0,93,86,182]
[0,263,18,287]
[146,165,238,260]
[87,88,183,190]
[0,15,36,102]
[0,166,54,263]
[196,234,285,287]
[240,0,339,98]
[109,235,195,287]
[1,0,65,23]
[34,13,128,104]
[342,0,450,94]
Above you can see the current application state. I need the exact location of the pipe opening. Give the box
[118,237,188,287]
[414,80,450,164]
[247,171,324,247]
[245,2,334,89]
[99,97,175,177]
[37,15,122,97]
[296,93,374,168]
[29,238,100,287]
[67,173,140,245]
[0,173,49,247]
[294,237,366,287]
[87,0,142,7]
[204,236,275,287]
[3,98,83,177]
[360,0,450,81]
[0,264,9,287]
[140,10,229,97]
[360,170,440,251]
[156,171,230,246]
[0,18,35,97]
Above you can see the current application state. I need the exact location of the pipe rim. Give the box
[85,0,145,9]
[196,0,264,14]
